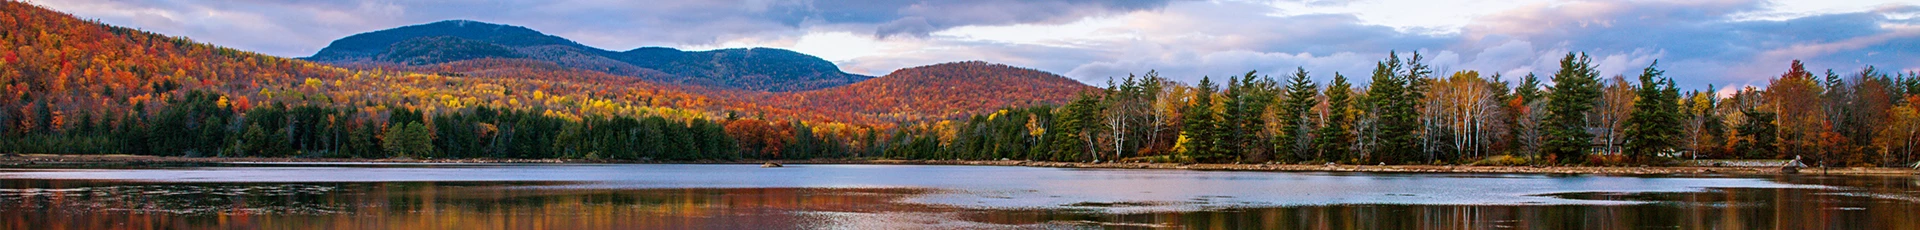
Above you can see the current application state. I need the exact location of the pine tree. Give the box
[1366,52,1408,163]
[1366,51,1426,164]
[635,119,665,160]
[1221,71,1274,162]
[1277,67,1319,161]
[244,123,291,157]
[787,121,820,159]
[1543,52,1601,164]
[1179,77,1224,162]
[1516,73,1543,104]
[1736,110,1779,159]
[1314,73,1354,162]
[1625,61,1682,163]
[1511,73,1545,157]
[382,122,432,158]
[31,99,50,133]
[1405,55,1433,162]
[348,122,381,158]
[1050,92,1103,161]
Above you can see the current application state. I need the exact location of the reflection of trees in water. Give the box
[3,179,1920,229]
[964,185,1920,229]
[0,181,966,229]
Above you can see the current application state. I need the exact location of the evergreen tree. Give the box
[635,119,665,160]
[1735,110,1779,159]
[1221,71,1274,162]
[1050,92,1103,161]
[1366,51,1425,164]
[347,122,381,158]
[116,113,150,155]
[198,116,228,156]
[1625,61,1683,163]
[1179,77,1225,162]
[1543,52,1601,164]
[1405,55,1434,162]
[1314,73,1355,162]
[382,122,432,158]
[1511,73,1544,157]
[1277,67,1319,161]
[786,121,821,159]
[696,119,734,159]
[72,112,95,136]
[31,99,51,133]
[242,123,289,157]
[1516,73,1543,103]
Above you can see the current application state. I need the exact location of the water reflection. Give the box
[0,165,1915,229]
[0,181,1008,229]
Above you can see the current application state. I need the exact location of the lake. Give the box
[2,163,1917,229]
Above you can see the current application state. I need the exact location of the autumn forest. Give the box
[3,1,1919,167]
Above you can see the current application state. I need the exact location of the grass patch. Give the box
[1468,155,1533,166]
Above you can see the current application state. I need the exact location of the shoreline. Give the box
[2,153,1914,176]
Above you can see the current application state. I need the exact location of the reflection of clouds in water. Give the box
[0,164,1834,213]
[2,165,1917,229]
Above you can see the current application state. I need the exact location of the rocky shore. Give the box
[2,154,1914,176]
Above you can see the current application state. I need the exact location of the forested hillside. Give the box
[0,2,870,159]
[306,20,869,92]
[787,61,1095,122]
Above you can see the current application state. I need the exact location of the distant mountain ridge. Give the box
[305,20,869,92]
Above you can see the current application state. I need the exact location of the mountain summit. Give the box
[304,20,869,92]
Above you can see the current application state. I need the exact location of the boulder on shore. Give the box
[762,162,783,168]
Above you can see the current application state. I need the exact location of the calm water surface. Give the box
[1,164,1917,229]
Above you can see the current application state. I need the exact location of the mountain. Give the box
[617,47,867,93]
[3,1,1089,130]
[787,61,1095,120]
[305,20,869,92]
[380,36,526,65]
[308,20,588,61]
[0,1,756,131]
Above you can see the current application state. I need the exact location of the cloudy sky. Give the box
[38,0,1920,90]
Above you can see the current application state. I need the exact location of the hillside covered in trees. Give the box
[785,61,1096,122]
[5,1,1919,168]
[0,2,825,159]
[0,1,1082,160]
[305,20,870,92]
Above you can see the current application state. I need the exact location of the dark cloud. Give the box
[806,0,1170,37]
[875,17,936,38]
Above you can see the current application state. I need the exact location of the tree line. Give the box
[1,89,891,160]
[890,52,1920,167]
